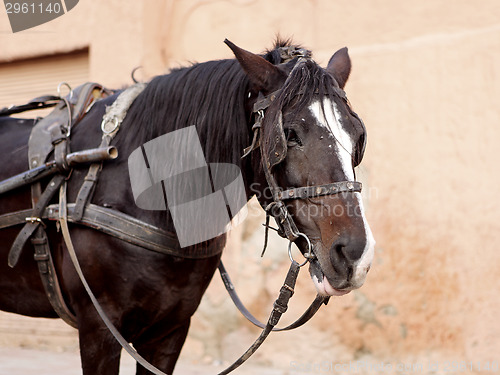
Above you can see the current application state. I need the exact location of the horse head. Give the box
[226,40,375,296]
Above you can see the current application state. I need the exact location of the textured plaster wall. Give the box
[0,0,143,87]
[1,0,499,372]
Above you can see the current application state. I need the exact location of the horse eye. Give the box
[284,128,302,147]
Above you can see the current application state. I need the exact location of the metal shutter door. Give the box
[0,50,89,117]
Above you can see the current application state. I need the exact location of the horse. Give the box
[0,39,375,374]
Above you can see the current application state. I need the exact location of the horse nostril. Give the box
[330,244,348,275]
[330,240,362,281]
[347,265,354,281]
[339,240,364,263]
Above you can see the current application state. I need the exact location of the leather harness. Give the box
[0,52,365,374]
[0,82,320,374]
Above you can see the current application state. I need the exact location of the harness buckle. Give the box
[242,110,264,159]
[25,216,46,228]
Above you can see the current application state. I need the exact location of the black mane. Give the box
[116,58,250,166]
[115,39,335,168]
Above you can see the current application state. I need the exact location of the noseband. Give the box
[243,58,363,262]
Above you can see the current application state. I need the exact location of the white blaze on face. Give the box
[308,98,375,294]
[308,98,355,181]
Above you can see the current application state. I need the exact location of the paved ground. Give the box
[0,347,286,375]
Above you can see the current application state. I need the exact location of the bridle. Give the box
[243,56,364,265]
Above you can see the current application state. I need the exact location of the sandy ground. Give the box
[0,347,286,375]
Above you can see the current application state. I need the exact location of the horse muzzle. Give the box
[308,231,375,297]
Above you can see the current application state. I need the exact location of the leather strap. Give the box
[8,175,66,268]
[73,162,102,221]
[252,90,280,113]
[0,95,60,117]
[31,225,78,328]
[0,210,37,229]
[218,261,301,375]
[218,261,328,331]
[278,181,362,200]
[0,203,221,259]
[73,131,108,222]
[53,137,70,173]
[8,221,40,267]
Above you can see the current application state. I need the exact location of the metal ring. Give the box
[101,117,119,134]
[57,82,73,100]
[288,232,313,267]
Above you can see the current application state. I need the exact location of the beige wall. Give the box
[1,0,499,372]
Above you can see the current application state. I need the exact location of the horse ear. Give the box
[224,39,285,92]
[225,39,287,169]
[326,47,351,89]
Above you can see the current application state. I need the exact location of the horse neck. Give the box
[114,60,257,217]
